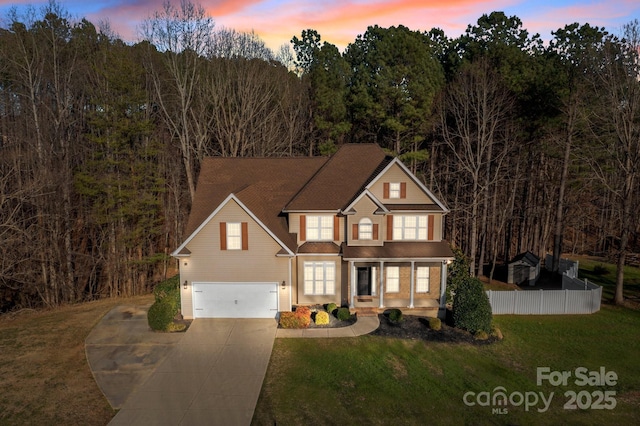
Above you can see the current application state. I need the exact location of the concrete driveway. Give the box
[87,308,277,426]
[109,318,276,426]
[87,305,378,425]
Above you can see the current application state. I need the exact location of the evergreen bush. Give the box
[147,299,174,331]
[452,276,493,334]
[336,307,351,321]
[326,302,338,315]
[388,308,404,323]
[153,276,180,318]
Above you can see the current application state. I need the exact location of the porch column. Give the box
[349,261,355,308]
[288,257,293,310]
[409,261,415,308]
[379,261,385,308]
[440,261,448,309]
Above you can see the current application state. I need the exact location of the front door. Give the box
[357,267,372,296]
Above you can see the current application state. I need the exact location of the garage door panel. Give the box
[193,282,278,318]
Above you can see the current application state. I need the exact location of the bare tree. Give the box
[140,0,215,202]
[585,20,640,304]
[440,58,515,276]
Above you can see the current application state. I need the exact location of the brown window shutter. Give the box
[220,222,227,250]
[299,215,306,241]
[241,222,249,250]
[334,216,340,241]
[428,215,434,240]
[386,215,393,240]
[383,182,390,198]
[400,182,407,199]
[352,224,359,240]
[373,224,379,240]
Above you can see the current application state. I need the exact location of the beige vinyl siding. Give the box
[348,196,383,246]
[179,199,290,318]
[370,163,433,205]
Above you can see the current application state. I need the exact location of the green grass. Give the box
[570,256,640,302]
[253,305,640,425]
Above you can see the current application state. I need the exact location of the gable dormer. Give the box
[368,161,439,206]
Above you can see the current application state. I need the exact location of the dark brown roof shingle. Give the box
[285,144,390,211]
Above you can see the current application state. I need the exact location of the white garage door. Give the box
[192,282,278,318]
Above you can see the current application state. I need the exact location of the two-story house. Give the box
[172,144,454,319]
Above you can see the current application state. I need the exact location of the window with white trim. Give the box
[226,222,242,250]
[393,215,427,240]
[416,267,430,293]
[359,218,373,240]
[306,216,333,241]
[389,182,401,199]
[386,266,400,293]
[304,261,336,295]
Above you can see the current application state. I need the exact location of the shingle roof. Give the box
[342,241,455,260]
[183,156,326,251]
[509,251,540,267]
[285,144,390,211]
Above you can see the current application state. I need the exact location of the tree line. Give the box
[1,1,638,311]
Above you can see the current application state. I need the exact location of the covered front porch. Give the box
[342,241,454,318]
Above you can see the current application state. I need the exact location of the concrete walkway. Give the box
[275,315,379,338]
[86,305,380,426]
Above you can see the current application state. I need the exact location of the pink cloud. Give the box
[1,0,638,52]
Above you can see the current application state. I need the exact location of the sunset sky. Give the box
[1,0,639,51]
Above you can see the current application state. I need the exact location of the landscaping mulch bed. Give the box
[370,314,499,345]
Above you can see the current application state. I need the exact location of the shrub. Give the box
[491,325,504,340]
[315,311,330,325]
[388,308,404,323]
[147,300,174,331]
[153,276,180,318]
[326,303,338,315]
[474,330,489,340]
[336,307,351,321]
[427,317,441,331]
[280,308,311,329]
[446,247,471,304]
[452,276,493,334]
[295,305,311,317]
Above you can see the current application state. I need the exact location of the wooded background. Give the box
[1,1,638,310]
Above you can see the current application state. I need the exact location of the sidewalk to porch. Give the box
[275,315,379,338]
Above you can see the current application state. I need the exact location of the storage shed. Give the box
[508,251,540,286]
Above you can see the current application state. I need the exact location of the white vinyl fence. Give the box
[486,257,602,315]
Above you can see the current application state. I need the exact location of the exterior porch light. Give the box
[183,281,188,289]
[183,259,188,266]
[281,280,286,289]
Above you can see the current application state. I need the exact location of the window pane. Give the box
[307,216,333,241]
[227,223,241,250]
[303,261,336,295]
[359,218,372,240]
[389,182,400,198]
[386,266,400,293]
[416,267,429,293]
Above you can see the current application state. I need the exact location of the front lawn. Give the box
[253,305,640,425]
